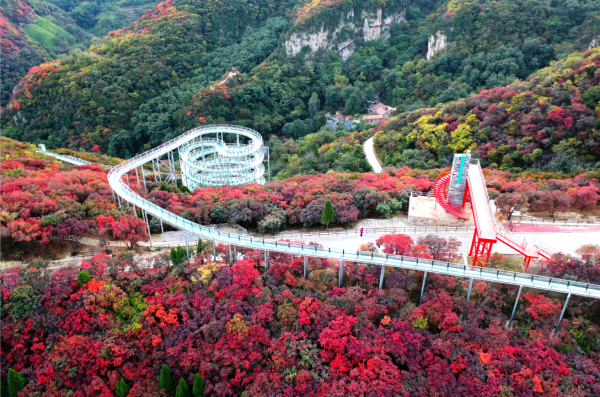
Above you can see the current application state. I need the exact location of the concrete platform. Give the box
[407,196,475,226]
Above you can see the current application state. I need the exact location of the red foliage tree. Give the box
[375,234,415,255]
[531,190,571,217]
[568,185,599,209]
[109,215,149,249]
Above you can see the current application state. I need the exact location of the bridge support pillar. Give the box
[338,260,344,287]
[509,285,522,328]
[142,210,153,249]
[135,167,140,191]
[419,271,428,305]
[304,256,308,278]
[462,278,474,321]
[554,293,571,334]
[264,250,270,272]
[140,166,147,190]
[184,234,189,260]
[228,245,232,266]
[379,265,386,290]
[213,240,216,261]
[234,246,237,264]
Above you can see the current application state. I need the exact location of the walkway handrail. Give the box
[467,160,496,240]
[275,225,475,238]
[37,150,112,169]
[102,126,600,300]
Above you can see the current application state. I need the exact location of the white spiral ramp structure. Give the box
[102,124,600,302]
[178,125,265,189]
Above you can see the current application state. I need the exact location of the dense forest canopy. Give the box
[1,243,600,395]
[2,0,599,168]
[375,48,600,173]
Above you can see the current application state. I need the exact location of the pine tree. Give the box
[7,369,26,397]
[308,92,320,118]
[170,246,187,265]
[196,238,204,255]
[77,270,91,287]
[177,246,187,262]
[159,365,175,392]
[192,373,205,397]
[115,377,130,397]
[321,200,334,230]
[170,247,178,265]
[175,378,191,397]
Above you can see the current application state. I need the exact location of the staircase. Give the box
[533,239,556,260]
[496,227,555,260]
[434,171,470,220]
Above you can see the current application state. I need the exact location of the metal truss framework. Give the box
[100,125,600,303]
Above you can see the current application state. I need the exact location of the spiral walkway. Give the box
[178,125,265,188]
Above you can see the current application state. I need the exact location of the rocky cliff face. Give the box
[284,8,405,61]
[427,30,447,60]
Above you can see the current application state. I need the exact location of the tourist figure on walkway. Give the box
[360,228,364,237]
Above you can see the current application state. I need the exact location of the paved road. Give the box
[363,137,383,173]
[292,231,600,256]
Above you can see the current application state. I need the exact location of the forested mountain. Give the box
[0,0,90,106]
[2,0,600,168]
[1,0,178,107]
[375,48,600,173]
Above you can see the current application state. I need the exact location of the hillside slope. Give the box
[2,0,600,165]
[374,48,600,173]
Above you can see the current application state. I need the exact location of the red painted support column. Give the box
[469,229,478,256]
[462,182,470,208]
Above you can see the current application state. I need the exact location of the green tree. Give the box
[308,92,320,118]
[6,286,38,320]
[116,377,130,397]
[196,238,204,255]
[170,246,187,265]
[581,86,600,109]
[77,270,91,287]
[176,378,191,397]
[192,373,205,397]
[321,200,334,229]
[8,369,26,397]
[159,365,175,392]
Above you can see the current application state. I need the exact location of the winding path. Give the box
[363,137,383,173]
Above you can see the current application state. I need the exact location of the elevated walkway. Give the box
[95,128,599,300]
[37,145,112,169]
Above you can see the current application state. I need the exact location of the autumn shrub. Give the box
[2,243,600,396]
[5,286,38,320]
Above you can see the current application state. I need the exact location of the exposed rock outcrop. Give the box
[284,9,405,61]
[427,31,447,60]
[590,36,600,49]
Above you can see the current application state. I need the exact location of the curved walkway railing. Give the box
[37,146,112,169]
[104,126,600,300]
[178,125,264,188]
